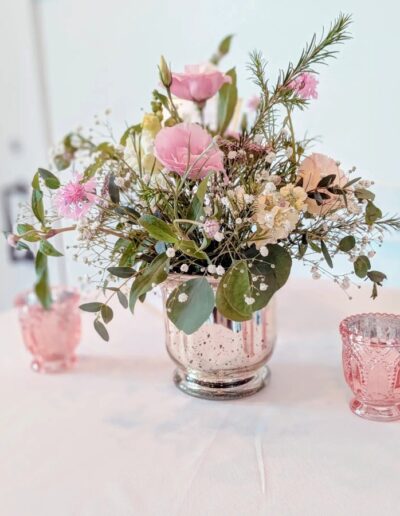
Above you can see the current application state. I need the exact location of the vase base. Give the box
[173,365,270,400]
[350,398,400,422]
[31,355,76,374]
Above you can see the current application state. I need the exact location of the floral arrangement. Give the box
[7,13,400,340]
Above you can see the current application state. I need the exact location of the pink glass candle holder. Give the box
[15,287,81,373]
[340,313,400,422]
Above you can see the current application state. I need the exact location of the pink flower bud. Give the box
[203,219,220,238]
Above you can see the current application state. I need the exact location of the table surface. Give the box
[1,278,399,516]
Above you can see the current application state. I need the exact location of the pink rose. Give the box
[170,64,232,103]
[154,123,225,179]
[289,73,318,100]
[298,153,348,215]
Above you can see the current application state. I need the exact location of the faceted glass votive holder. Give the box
[340,313,400,422]
[15,287,81,373]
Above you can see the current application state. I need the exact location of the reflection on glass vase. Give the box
[161,275,277,400]
[15,287,81,373]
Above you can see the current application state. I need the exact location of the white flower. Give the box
[235,218,243,225]
[207,264,217,274]
[227,150,237,160]
[285,147,293,158]
[166,248,176,258]
[114,177,125,188]
[342,277,351,290]
[180,264,189,273]
[259,283,268,291]
[312,271,321,280]
[216,265,225,276]
[368,250,376,258]
[244,296,255,305]
[260,246,269,257]
[214,231,224,242]
[263,182,276,194]
[244,194,255,204]
[204,206,213,216]
[178,293,188,303]
[265,152,276,164]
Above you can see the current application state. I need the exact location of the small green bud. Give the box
[159,55,172,88]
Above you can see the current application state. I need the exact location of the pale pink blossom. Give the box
[54,175,97,219]
[203,219,220,238]
[170,63,232,103]
[298,153,348,215]
[7,234,19,247]
[247,95,261,111]
[154,123,225,179]
[289,73,318,99]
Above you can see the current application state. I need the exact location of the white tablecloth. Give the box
[1,278,399,516]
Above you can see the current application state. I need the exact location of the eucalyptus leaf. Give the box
[320,240,333,268]
[117,290,128,309]
[17,224,40,242]
[367,270,387,284]
[365,201,382,225]
[31,189,44,224]
[216,261,253,320]
[354,188,375,201]
[166,278,215,334]
[79,302,104,312]
[94,320,109,342]
[107,266,135,278]
[338,235,356,252]
[101,305,114,324]
[129,253,169,312]
[108,174,120,204]
[354,255,371,278]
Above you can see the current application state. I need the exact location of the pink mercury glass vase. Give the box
[15,287,81,373]
[340,313,400,422]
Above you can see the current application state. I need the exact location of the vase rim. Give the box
[14,286,80,309]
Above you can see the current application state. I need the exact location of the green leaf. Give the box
[81,156,105,182]
[216,261,253,320]
[117,290,128,309]
[17,224,40,242]
[250,244,292,311]
[175,240,208,261]
[94,320,109,342]
[367,270,387,285]
[217,68,238,135]
[38,168,60,189]
[166,278,215,334]
[343,177,362,188]
[120,123,142,145]
[187,174,210,221]
[107,267,135,278]
[31,189,44,224]
[101,305,114,324]
[35,250,47,276]
[79,302,104,312]
[338,235,356,252]
[354,188,375,201]
[108,174,120,204]
[320,240,333,268]
[54,154,71,171]
[309,241,322,253]
[138,215,178,243]
[34,251,51,309]
[129,253,169,312]
[354,255,371,278]
[218,34,234,56]
[365,201,382,225]
[39,240,63,257]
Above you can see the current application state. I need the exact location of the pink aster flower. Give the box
[170,63,232,103]
[154,123,225,180]
[289,73,318,100]
[54,175,97,219]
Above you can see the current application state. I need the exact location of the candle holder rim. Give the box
[14,285,80,309]
[339,312,400,346]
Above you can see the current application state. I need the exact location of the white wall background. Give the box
[1,0,399,308]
